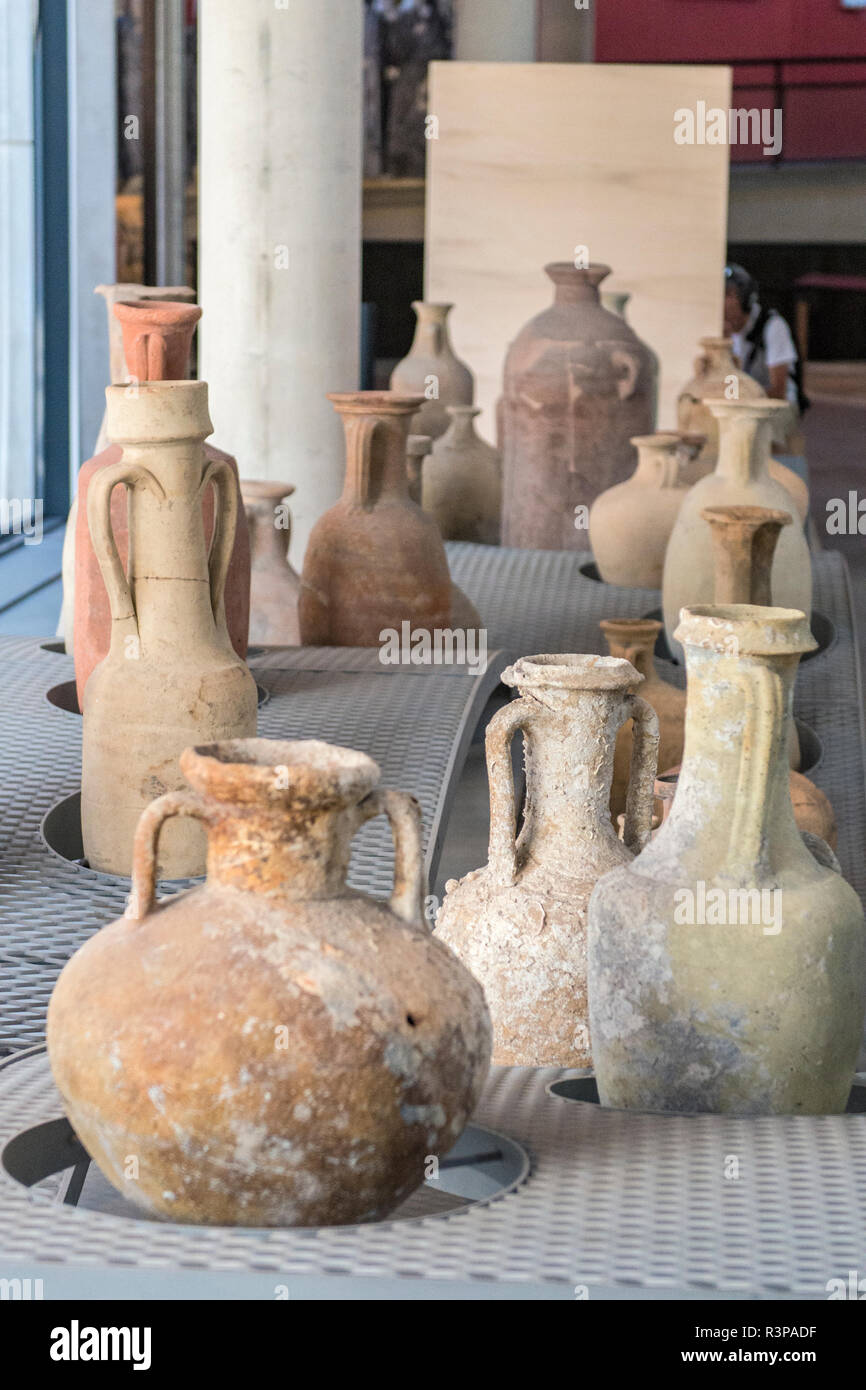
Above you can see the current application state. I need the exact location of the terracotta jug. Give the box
[390,302,473,440]
[677,336,808,521]
[589,433,688,588]
[662,400,812,662]
[242,480,301,646]
[57,283,196,650]
[588,604,866,1115]
[436,654,659,1067]
[423,406,502,544]
[601,288,660,427]
[600,619,685,822]
[73,300,251,708]
[81,381,258,878]
[299,392,453,647]
[500,263,656,551]
[49,738,492,1226]
[655,764,838,854]
[405,434,431,505]
[701,501,801,771]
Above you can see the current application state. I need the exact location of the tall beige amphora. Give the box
[436,654,659,1067]
[82,381,258,878]
[423,406,502,544]
[662,399,812,661]
[588,605,866,1114]
[390,302,473,440]
[589,433,688,588]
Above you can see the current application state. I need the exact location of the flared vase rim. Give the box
[544,262,611,286]
[327,391,425,416]
[503,652,643,692]
[113,300,202,327]
[702,397,790,417]
[180,739,380,806]
[241,479,296,502]
[700,503,793,529]
[675,604,817,656]
[630,432,682,449]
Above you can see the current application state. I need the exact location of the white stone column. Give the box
[454,0,537,61]
[0,0,36,501]
[199,1,362,567]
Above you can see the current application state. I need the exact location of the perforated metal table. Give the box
[0,544,864,1299]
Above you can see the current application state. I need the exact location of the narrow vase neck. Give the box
[341,415,412,505]
[205,804,354,898]
[634,446,680,488]
[518,689,625,863]
[411,306,452,358]
[669,645,800,878]
[714,415,774,486]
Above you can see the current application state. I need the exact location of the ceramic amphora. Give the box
[49,738,492,1226]
[81,381,257,878]
[242,480,301,646]
[390,302,473,440]
[423,406,502,544]
[436,654,658,1067]
[589,433,688,588]
[588,605,866,1115]
[500,264,656,551]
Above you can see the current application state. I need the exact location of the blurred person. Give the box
[723,263,809,474]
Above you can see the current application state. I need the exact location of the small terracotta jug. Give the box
[701,502,800,770]
[600,619,685,821]
[405,434,432,505]
[423,406,502,544]
[589,604,866,1115]
[73,300,250,708]
[662,399,812,662]
[242,480,301,646]
[82,381,258,878]
[436,653,659,1067]
[49,738,492,1226]
[500,263,657,551]
[677,336,808,520]
[390,302,474,440]
[589,433,688,588]
[299,392,453,647]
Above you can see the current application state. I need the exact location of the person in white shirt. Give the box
[723,263,808,461]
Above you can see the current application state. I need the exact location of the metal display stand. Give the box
[0,546,864,1298]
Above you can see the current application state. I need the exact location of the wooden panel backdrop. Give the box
[425,62,732,441]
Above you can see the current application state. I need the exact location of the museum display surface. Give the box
[2,0,866,1315]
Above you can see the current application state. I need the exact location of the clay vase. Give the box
[500,263,656,552]
[242,480,301,646]
[436,653,659,1067]
[701,502,801,771]
[600,619,685,822]
[589,433,688,588]
[676,336,808,521]
[588,604,866,1115]
[423,406,502,545]
[389,302,473,440]
[73,300,251,708]
[81,381,258,879]
[406,434,431,505]
[601,289,660,427]
[49,737,492,1226]
[662,400,812,662]
[57,283,196,649]
[655,764,838,853]
[299,392,453,647]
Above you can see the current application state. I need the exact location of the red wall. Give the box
[595,0,866,63]
[595,0,866,160]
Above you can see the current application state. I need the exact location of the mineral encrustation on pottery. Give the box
[49,738,492,1227]
[588,604,866,1116]
[436,652,658,1068]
